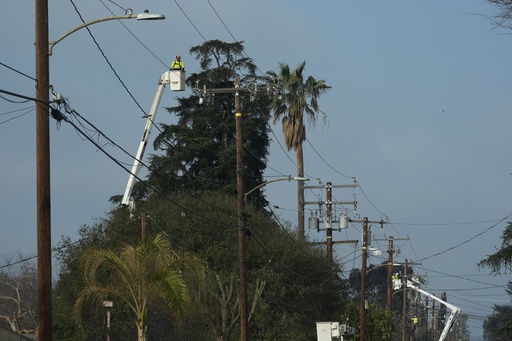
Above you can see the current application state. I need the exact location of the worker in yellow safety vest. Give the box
[170,55,185,70]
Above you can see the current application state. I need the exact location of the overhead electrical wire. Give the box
[421,266,508,289]
[61,1,510,302]
[0,106,35,125]
[30,89,231,224]
[194,1,383,219]
[165,3,510,333]
[59,110,237,227]
[418,211,512,262]
[51,2,233,216]
[0,61,36,82]
[68,0,148,117]
[98,0,168,68]
[57,2,278,218]
[55,95,238,217]
[0,88,48,105]
[0,216,139,269]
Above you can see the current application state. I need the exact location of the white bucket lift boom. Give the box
[121,69,185,211]
[393,275,460,341]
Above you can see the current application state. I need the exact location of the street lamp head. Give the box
[292,176,309,182]
[137,10,166,20]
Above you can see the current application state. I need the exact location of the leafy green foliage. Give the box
[478,221,512,274]
[267,61,331,152]
[73,233,204,341]
[53,40,348,340]
[54,191,347,340]
[141,40,271,208]
[483,282,512,341]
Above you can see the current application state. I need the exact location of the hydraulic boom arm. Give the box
[121,71,171,211]
[393,276,460,341]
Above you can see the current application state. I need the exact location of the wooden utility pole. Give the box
[402,258,408,341]
[234,78,249,341]
[326,182,333,262]
[360,217,368,341]
[298,171,305,243]
[194,79,277,341]
[387,236,394,311]
[35,0,52,340]
[432,299,437,339]
[425,297,429,340]
[304,181,358,261]
[369,235,408,311]
[141,212,147,240]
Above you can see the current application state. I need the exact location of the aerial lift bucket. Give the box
[169,70,186,91]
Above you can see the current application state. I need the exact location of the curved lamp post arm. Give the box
[48,11,165,55]
[244,176,309,201]
[366,262,401,274]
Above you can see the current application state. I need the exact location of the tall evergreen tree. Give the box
[478,221,512,273]
[478,222,512,340]
[143,40,271,207]
[481,282,512,341]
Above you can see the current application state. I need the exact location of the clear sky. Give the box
[1,1,511,339]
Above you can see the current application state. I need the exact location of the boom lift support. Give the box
[393,275,460,341]
[122,69,185,211]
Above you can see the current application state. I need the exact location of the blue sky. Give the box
[1,1,511,339]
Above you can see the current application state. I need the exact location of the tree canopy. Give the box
[267,61,331,241]
[53,40,346,340]
[53,191,346,340]
[486,0,512,29]
[73,233,204,341]
[478,221,512,273]
[141,40,271,208]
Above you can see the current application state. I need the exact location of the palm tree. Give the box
[73,233,204,341]
[267,61,331,242]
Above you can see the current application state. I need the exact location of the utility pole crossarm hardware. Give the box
[194,83,277,97]
[304,183,358,189]
[304,200,357,205]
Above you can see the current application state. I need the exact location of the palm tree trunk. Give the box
[296,143,305,243]
[137,321,146,341]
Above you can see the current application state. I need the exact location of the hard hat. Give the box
[176,55,181,59]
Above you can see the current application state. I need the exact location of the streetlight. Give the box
[35,5,164,340]
[244,176,309,201]
[48,10,165,56]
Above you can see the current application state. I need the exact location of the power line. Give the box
[0,106,35,125]
[306,138,353,179]
[98,0,169,68]
[419,212,512,262]
[0,61,36,82]
[68,0,148,116]
[51,98,240,227]
[422,266,508,289]
[173,0,207,42]
[0,88,49,105]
